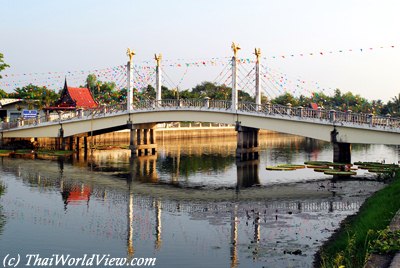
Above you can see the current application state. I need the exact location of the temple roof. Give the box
[66,87,97,108]
[47,79,98,110]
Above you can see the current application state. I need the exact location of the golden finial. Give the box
[254,48,261,63]
[126,48,135,63]
[154,53,162,67]
[231,42,241,58]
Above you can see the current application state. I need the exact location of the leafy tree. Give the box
[140,85,156,100]
[0,53,10,79]
[8,84,59,109]
[191,81,232,100]
[271,92,299,106]
[162,85,178,99]
[86,74,98,93]
[0,89,8,99]
[238,90,254,102]
[381,94,400,116]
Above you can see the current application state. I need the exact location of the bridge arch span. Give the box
[2,108,400,145]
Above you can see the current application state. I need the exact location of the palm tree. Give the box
[390,93,400,115]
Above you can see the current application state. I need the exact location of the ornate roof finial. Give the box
[231,42,241,58]
[126,48,135,63]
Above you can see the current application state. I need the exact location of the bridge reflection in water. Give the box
[52,155,366,266]
[3,155,368,267]
[1,134,389,267]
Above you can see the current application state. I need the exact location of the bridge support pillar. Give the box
[128,121,157,157]
[67,136,73,151]
[333,142,351,163]
[83,136,88,152]
[235,122,259,161]
[75,136,84,152]
[331,128,351,163]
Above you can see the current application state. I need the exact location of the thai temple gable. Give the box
[49,79,97,110]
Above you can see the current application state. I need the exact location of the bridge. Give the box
[1,43,400,163]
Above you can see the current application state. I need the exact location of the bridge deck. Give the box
[1,100,400,144]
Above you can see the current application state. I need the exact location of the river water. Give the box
[0,133,398,268]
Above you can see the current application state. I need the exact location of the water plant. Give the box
[265,166,296,171]
[277,164,306,169]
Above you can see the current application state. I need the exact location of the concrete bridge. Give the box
[1,98,400,162]
[2,99,400,143]
[1,44,400,162]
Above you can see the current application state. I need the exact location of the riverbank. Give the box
[315,171,400,268]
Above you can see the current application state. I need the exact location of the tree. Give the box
[0,89,8,99]
[140,85,156,100]
[271,93,299,106]
[0,53,10,79]
[238,90,254,102]
[86,74,98,93]
[9,84,59,109]
[162,85,178,99]
[84,74,129,105]
[191,81,232,100]
[387,93,400,116]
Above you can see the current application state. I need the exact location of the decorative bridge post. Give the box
[254,48,261,107]
[125,49,158,157]
[231,42,240,112]
[126,48,135,112]
[155,53,162,105]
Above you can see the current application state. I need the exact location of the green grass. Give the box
[0,150,12,154]
[37,150,74,156]
[318,172,400,268]
[14,149,34,154]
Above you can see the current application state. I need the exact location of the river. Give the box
[0,133,398,268]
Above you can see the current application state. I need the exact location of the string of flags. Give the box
[0,44,396,95]
[1,44,396,79]
[264,44,396,60]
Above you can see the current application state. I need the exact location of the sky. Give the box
[1,0,400,101]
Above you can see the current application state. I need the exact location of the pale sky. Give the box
[1,0,400,101]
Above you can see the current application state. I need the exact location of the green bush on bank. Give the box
[318,172,400,268]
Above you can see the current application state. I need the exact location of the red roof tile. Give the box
[67,87,97,108]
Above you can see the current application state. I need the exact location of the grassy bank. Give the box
[317,172,400,267]
[0,149,74,156]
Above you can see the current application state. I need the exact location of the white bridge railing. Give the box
[2,99,400,132]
